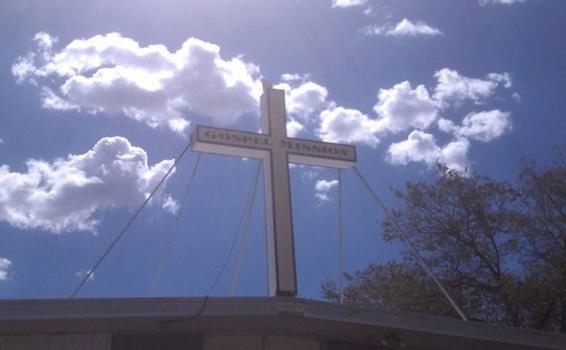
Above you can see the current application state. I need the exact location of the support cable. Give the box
[230,161,262,296]
[338,169,345,304]
[351,166,468,321]
[69,141,193,299]
[161,159,262,327]
[148,153,203,296]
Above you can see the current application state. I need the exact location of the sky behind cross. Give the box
[0,0,565,299]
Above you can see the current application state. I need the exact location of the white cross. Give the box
[192,81,356,296]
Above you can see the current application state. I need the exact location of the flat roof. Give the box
[0,296,564,350]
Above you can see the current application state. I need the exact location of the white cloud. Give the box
[362,19,442,37]
[441,139,471,173]
[280,73,311,84]
[374,81,439,134]
[315,179,339,192]
[487,72,512,88]
[434,68,512,107]
[41,87,76,110]
[278,77,391,147]
[287,118,305,137]
[162,194,180,215]
[380,69,514,173]
[479,0,525,6]
[34,32,58,52]
[438,110,511,142]
[315,193,331,202]
[437,118,455,133]
[387,130,469,172]
[0,136,175,233]
[387,130,441,165]
[275,77,329,137]
[390,19,442,36]
[0,257,12,281]
[314,179,338,202]
[332,0,368,8]
[11,55,38,85]
[274,68,511,172]
[318,107,380,147]
[312,68,512,172]
[13,33,262,134]
[10,32,57,85]
[287,82,329,120]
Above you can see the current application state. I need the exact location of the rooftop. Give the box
[1,296,564,350]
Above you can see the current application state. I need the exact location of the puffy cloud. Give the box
[318,107,380,147]
[374,81,439,133]
[380,69,513,173]
[387,130,470,172]
[161,194,180,215]
[275,77,328,137]
[438,110,511,142]
[437,118,455,134]
[440,139,471,173]
[278,77,385,147]
[434,68,512,107]
[11,55,37,85]
[314,179,338,202]
[0,136,175,233]
[487,72,512,88]
[362,19,442,37]
[302,68,511,172]
[286,82,329,120]
[34,32,58,52]
[479,0,525,5]
[315,193,330,202]
[310,68,513,172]
[387,131,441,165]
[0,257,12,281]
[287,118,305,137]
[315,179,339,192]
[11,32,57,85]
[13,33,262,133]
[280,73,311,84]
[332,0,368,8]
[389,19,442,36]
[276,78,329,122]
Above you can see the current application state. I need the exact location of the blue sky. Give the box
[1,0,565,300]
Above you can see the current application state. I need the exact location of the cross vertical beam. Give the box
[260,83,297,296]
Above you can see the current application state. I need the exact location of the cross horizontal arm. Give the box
[284,138,356,169]
[191,125,356,169]
[191,125,271,159]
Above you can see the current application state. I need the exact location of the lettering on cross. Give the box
[191,81,356,297]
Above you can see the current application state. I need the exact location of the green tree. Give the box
[516,155,566,331]
[323,161,566,331]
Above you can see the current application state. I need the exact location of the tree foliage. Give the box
[517,156,566,331]
[323,157,566,332]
